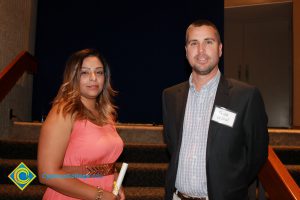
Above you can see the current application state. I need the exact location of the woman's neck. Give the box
[80,96,97,111]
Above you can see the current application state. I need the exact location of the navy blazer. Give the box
[162,76,269,200]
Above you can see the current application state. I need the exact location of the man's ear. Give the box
[219,43,223,57]
[185,45,188,58]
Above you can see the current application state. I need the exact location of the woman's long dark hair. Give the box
[53,49,117,125]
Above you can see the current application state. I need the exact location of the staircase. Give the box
[0,122,299,200]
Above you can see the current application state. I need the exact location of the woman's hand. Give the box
[102,192,118,200]
[117,186,125,200]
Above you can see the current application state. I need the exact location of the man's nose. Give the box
[198,43,206,52]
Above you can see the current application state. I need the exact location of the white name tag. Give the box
[211,106,237,127]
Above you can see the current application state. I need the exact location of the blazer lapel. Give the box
[175,82,189,147]
[206,76,231,161]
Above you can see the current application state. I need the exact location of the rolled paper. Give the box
[112,163,128,196]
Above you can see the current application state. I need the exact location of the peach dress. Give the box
[42,120,124,200]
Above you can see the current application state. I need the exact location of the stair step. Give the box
[286,165,300,187]
[273,146,300,165]
[2,138,300,166]
[3,122,300,145]
[1,122,299,199]
[0,140,37,159]
[0,140,169,162]
[125,187,164,200]
[2,158,299,187]
[0,184,45,200]
[122,163,167,187]
[4,122,164,144]
[119,143,169,163]
[269,129,300,146]
[0,159,167,187]
[0,184,164,200]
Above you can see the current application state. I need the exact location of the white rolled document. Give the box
[112,162,128,196]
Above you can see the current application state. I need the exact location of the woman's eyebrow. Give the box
[81,66,103,69]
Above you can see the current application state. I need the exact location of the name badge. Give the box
[211,106,237,127]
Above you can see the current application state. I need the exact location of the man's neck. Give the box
[192,67,219,91]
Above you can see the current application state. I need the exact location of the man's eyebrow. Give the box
[187,37,216,43]
[187,39,198,43]
[204,37,216,41]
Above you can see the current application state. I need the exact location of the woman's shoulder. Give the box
[39,103,76,145]
[44,103,76,127]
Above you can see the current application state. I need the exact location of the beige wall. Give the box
[0,0,37,134]
[293,0,300,127]
[226,0,299,127]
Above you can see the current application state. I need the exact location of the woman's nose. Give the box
[89,71,97,81]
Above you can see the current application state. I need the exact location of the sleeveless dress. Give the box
[42,120,124,200]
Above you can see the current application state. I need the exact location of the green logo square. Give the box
[8,162,36,191]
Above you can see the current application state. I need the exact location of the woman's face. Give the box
[79,56,105,101]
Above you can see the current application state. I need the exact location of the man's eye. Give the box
[205,40,213,45]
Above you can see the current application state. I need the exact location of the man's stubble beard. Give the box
[192,64,217,76]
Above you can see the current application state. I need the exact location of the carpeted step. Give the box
[0,184,164,200]
[2,158,299,188]
[0,140,170,163]
[118,143,169,163]
[4,139,300,166]
[0,184,45,200]
[121,163,167,187]
[286,165,300,186]
[124,187,164,200]
[273,146,300,165]
[0,140,37,159]
[5,122,300,145]
[0,159,167,187]
[4,122,164,144]
[269,129,300,146]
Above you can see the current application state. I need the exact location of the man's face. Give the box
[185,25,222,75]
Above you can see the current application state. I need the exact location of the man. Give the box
[162,19,269,200]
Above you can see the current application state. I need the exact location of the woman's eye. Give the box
[80,71,89,75]
[96,71,104,75]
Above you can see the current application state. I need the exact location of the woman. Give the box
[38,49,125,200]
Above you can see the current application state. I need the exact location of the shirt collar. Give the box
[189,69,221,92]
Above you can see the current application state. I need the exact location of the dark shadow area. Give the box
[33,0,224,123]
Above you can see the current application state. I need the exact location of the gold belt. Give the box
[62,163,116,176]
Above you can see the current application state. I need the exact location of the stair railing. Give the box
[258,146,300,199]
[0,51,37,102]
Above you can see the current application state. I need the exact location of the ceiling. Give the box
[225,1,292,22]
[225,0,292,8]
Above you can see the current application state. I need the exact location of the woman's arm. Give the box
[37,105,117,200]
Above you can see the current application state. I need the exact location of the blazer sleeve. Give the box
[243,87,269,184]
[162,89,172,154]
